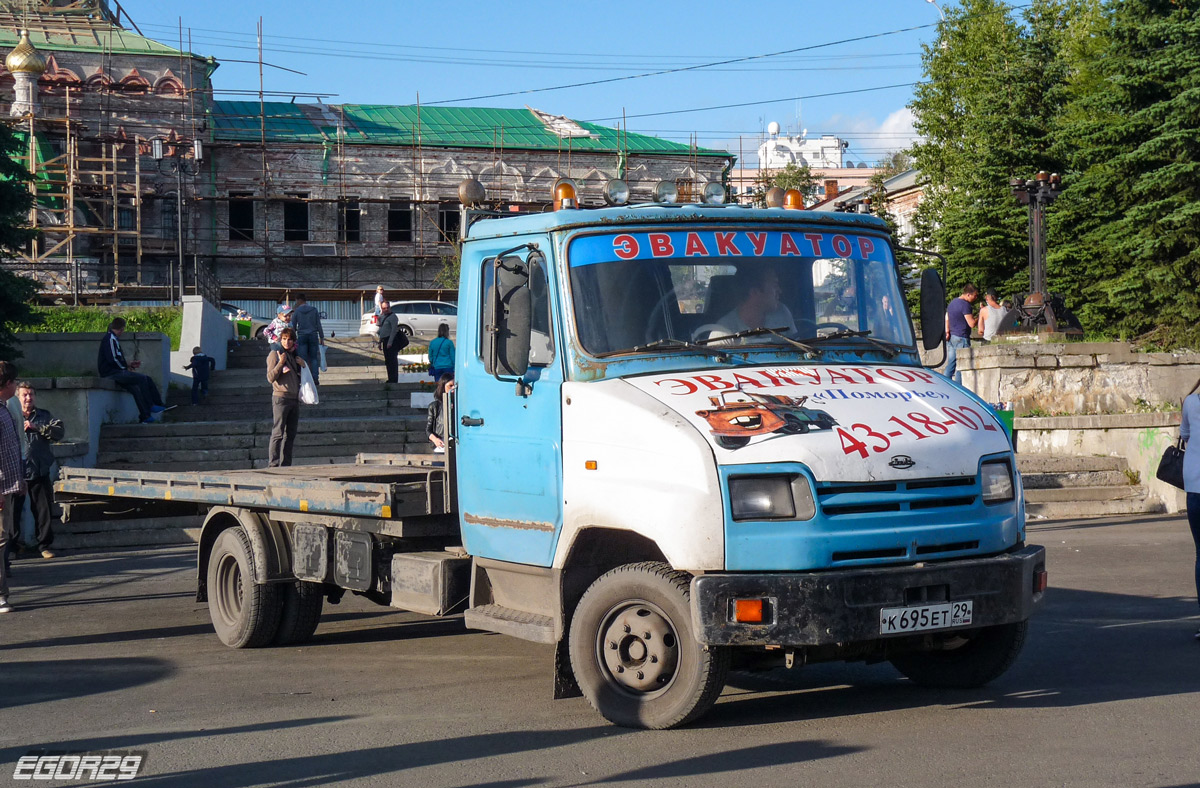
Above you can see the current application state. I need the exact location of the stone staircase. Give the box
[96,337,431,471]
[1017,453,1162,520]
[51,337,432,550]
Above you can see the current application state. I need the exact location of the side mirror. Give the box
[485,255,532,378]
[919,267,946,352]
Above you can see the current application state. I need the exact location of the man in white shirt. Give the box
[711,266,795,343]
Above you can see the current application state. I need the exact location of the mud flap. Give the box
[553,634,582,699]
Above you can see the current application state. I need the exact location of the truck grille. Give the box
[817,476,978,517]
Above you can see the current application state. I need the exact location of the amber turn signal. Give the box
[734,598,764,623]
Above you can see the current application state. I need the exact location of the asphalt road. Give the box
[2,514,1199,788]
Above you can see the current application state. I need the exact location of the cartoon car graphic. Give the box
[695,390,838,449]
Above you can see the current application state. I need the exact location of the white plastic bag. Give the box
[299,364,319,405]
[319,344,328,372]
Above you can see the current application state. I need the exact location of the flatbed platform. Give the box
[57,456,450,520]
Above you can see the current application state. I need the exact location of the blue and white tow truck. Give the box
[57,177,1046,730]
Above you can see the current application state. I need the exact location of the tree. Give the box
[909,0,1048,299]
[1049,0,1200,346]
[875,150,914,177]
[0,121,36,359]
[751,162,817,207]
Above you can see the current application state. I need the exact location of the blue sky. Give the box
[121,0,959,167]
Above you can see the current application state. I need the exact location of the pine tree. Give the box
[0,121,36,359]
[1050,0,1200,346]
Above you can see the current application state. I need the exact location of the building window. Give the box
[438,204,460,244]
[161,196,178,239]
[283,194,308,242]
[388,201,412,243]
[339,198,361,243]
[117,205,136,246]
[229,193,254,242]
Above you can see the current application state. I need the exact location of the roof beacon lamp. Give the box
[783,189,804,210]
[764,187,785,208]
[554,178,579,210]
[653,180,679,205]
[702,182,727,205]
[603,179,630,206]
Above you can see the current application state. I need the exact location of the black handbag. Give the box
[1156,439,1185,490]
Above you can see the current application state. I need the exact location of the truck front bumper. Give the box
[691,544,1045,647]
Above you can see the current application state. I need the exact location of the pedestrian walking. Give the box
[98,317,174,423]
[291,293,324,386]
[374,285,385,316]
[266,328,306,468]
[427,374,454,453]
[427,322,455,381]
[0,360,26,612]
[377,300,408,384]
[11,381,62,560]
[1180,383,1200,639]
[942,284,978,385]
[183,346,216,405]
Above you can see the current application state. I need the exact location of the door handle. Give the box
[461,416,484,427]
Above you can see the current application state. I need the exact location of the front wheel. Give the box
[890,621,1028,688]
[569,562,729,729]
[715,435,751,450]
[207,527,282,648]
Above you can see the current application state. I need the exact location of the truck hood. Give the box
[624,364,1010,481]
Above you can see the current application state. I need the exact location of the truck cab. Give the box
[454,179,1045,728]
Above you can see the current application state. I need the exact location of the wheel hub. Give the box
[599,602,680,694]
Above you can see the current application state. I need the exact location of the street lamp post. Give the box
[152,138,203,305]
[1010,170,1063,332]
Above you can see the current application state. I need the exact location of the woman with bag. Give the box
[266,328,306,467]
[428,322,455,381]
[1181,384,1200,638]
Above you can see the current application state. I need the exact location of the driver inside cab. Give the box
[707,266,796,344]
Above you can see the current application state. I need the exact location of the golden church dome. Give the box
[6,31,46,75]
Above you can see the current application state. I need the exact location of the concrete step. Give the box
[161,403,425,422]
[1025,497,1164,520]
[1024,485,1146,504]
[1015,454,1125,474]
[1021,469,1133,489]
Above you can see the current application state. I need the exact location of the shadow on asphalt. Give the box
[704,585,1200,728]
[0,657,175,711]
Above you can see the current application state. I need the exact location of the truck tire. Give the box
[569,562,730,730]
[207,527,282,649]
[890,621,1028,688]
[273,580,324,646]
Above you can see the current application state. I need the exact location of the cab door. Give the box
[455,240,563,567]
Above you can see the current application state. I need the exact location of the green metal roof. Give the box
[210,101,730,158]
[0,23,193,59]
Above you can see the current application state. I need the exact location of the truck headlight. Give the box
[729,475,816,521]
[981,461,1015,504]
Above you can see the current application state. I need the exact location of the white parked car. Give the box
[360,300,457,341]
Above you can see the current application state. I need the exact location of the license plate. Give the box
[880,601,973,635]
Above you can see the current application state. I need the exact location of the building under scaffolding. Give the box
[0,0,733,305]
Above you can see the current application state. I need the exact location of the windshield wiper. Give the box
[792,329,904,358]
[694,325,819,355]
[628,338,730,361]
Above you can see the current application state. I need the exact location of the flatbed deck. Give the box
[56,455,450,519]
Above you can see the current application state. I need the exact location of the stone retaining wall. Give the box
[1016,412,1186,513]
[958,342,1200,415]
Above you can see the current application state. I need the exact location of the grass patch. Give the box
[10,306,183,350]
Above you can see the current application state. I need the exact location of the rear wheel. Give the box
[273,580,324,646]
[569,562,729,729]
[781,414,810,434]
[890,621,1028,688]
[207,527,281,648]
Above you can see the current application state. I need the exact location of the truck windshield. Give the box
[567,229,913,356]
